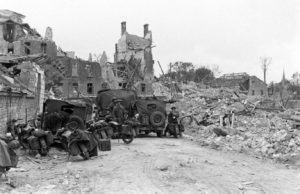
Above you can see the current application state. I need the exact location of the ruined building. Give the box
[0,9,57,57]
[114,22,154,96]
[0,10,49,134]
[41,55,105,98]
[211,73,268,96]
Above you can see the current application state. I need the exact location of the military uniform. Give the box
[112,104,127,124]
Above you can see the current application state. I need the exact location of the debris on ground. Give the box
[160,83,300,163]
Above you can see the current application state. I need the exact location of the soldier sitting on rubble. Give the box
[112,99,127,124]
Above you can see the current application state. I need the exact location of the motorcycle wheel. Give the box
[39,139,48,156]
[78,143,89,160]
[89,147,98,157]
[156,130,163,137]
[174,126,179,138]
[106,127,114,139]
[122,133,134,144]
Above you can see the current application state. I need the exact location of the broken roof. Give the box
[0,54,48,65]
[126,34,151,50]
[0,9,25,23]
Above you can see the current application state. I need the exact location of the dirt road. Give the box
[2,136,300,194]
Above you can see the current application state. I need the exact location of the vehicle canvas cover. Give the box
[43,99,87,120]
[134,99,167,116]
[96,89,137,111]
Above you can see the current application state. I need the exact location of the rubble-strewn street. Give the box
[1,138,300,194]
[1,1,300,193]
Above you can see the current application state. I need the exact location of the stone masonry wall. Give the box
[0,92,37,135]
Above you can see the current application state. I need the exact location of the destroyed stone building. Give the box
[114,22,154,96]
[0,9,57,58]
[210,73,268,96]
[42,55,105,98]
[0,56,45,135]
[98,51,118,89]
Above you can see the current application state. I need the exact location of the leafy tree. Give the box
[193,67,214,83]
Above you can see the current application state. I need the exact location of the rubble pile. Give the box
[174,84,300,162]
[152,82,172,99]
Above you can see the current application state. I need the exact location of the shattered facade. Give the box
[0,60,45,134]
[42,56,105,98]
[0,9,57,58]
[98,51,118,89]
[114,22,154,96]
[211,73,268,96]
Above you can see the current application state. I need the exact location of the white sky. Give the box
[2,0,300,83]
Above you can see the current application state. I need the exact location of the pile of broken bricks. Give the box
[171,85,300,163]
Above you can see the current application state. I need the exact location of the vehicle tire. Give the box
[78,143,89,160]
[121,125,133,144]
[39,138,48,156]
[106,127,114,138]
[89,147,98,157]
[132,128,137,137]
[156,130,163,137]
[174,126,179,138]
[66,115,85,130]
[149,111,166,127]
[122,134,134,144]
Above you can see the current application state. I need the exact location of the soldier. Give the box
[112,99,127,124]
[164,107,179,136]
[107,97,117,112]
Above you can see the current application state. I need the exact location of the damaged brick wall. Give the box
[13,39,57,58]
[0,92,36,135]
[42,56,105,98]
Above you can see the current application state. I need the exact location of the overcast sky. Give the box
[2,0,300,83]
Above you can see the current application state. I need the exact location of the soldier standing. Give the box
[112,99,127,124]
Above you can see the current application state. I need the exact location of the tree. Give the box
[170,62,195,83]
[290,72,300,97]
[291,72,300,85]
[193,67,214,83]
[260,57,272,84]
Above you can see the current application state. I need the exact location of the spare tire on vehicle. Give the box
[149,111,166,127]
[66,115,85,130]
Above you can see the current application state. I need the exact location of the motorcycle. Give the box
[67,122,98,160]
[104,116,134,144]
[0,134,20,179]
[27,128,52,156]
[86,120,112,140]
[9,119,52,156]
[54,127,72,150]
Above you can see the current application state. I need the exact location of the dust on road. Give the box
[2,137,300,194]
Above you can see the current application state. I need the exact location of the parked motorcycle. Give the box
[67,122,98,160]
[107,119,134,144]
[16,122,53,156]
[27,129,53,156]
[86,120,111,140]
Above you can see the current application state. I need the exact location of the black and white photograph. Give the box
[0,0,300,193]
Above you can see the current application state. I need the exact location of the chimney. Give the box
[144,24,149,37]
[121,21,126,35]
